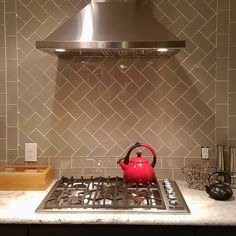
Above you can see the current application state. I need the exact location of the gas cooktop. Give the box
[36,176,190,214]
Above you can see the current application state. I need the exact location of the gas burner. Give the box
[36,176,190,214]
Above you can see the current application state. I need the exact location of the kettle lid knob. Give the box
[137,152,142,157]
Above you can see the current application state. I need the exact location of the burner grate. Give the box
[44,176,165,210]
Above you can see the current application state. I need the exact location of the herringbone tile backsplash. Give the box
[2,0,227,179]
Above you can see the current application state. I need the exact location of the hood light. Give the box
[55,48,66,52]
[157,48,168,52]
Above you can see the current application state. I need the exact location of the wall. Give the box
[0,0,234,180]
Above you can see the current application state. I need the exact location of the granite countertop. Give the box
[0,180,235,226]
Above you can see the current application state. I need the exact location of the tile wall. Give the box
[0,0,235,179]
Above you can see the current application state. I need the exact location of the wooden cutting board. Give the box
[0,165,53,190]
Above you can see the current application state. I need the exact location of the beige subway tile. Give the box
[61,169,83,178]
[166,113,188,134]
[7,149,17,164]
[29,98,51,119]
[200,115,215,135]
[54,82,74,103]
[105,168,123,178]
[7,60,17,81]
[7,105,17,126]
[93,98,114,119]
[192,130,215,147]
[29,66,50,87]
[72,157,94,168]
[142,66,163,87]
[20,50,41,71]
[5,13,16,36]
[142,97,164,119]
[85,82,106,104]
[193,0,214,20]
[21,82,42,103]
[5,0,15,12]
[83,168,105,178]
[19,17,41,39]
[93,130,115,151]
[0,2,4,24]
[175,130,197,151]
[21,113,42,134]
[56,145,75,157]
[45,130,67,152]
[44,0,65,23]
[86,113,107,134]
[155,169,172,180]
[183,49,205,71]
[159,130,180,151]
[191,65,214,87]
[0,94,6,116]
[230,0,236,22]
[159,0,180,21]
[162,157,184,169]
[229,70,236,92]
[16,1,32,22]
[61,130,83,151]
[216,81,227,103]
[230,23,236,46]
[29,129,51,151]
[217,35,228,57]
[0,138,6,160]
[217,11,229,34]
[102,82,122,102]
[158,66,179,87]
[217,58,228,80]
[27,1,49,23]
[229,93,236,115]
[218,0,229,10]
[229,47,236,69]
[7,127,17,149]
[184,15,205,37]
[175,97,197,119]
[216,105,228,127]
[201,16,216,38]
[192,32,214,54]
[53,113,75,135]
[0,25,4,47]
[101,113,123,135]
[69,113,91,135]
[217,127,228,145]
[0,71,5,93]
[0,116,6,138]
[201,48,216,71]
[50,156,71,169]
[0,48,6,70]
[6,37,17,59]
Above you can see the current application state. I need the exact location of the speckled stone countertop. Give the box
[0,180,235,226]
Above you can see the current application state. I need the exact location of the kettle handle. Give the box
[123,142,157,167]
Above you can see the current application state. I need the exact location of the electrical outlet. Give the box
[201,146,209,160]
[25,143,37,162]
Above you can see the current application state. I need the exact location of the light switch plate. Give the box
[201,146,209,160]
[25,143,37,162]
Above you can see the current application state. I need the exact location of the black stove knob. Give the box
[168,192,176,199]
[169,198,179,206]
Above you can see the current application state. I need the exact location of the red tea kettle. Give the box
[117,142,157,185]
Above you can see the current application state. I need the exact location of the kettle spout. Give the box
[117,159,127,171]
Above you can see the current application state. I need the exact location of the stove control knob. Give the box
[166,186,174,193]
[164,183,172,188]
[169,199,179,206]
[168,192,176,199]
[163,179,170,185]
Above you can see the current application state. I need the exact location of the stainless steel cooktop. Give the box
[36,176,190,214]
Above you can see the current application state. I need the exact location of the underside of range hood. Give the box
[36,0,186,57]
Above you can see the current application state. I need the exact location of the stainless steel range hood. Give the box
[36,0,186,57]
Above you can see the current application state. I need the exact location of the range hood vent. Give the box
[36,0,186,57]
